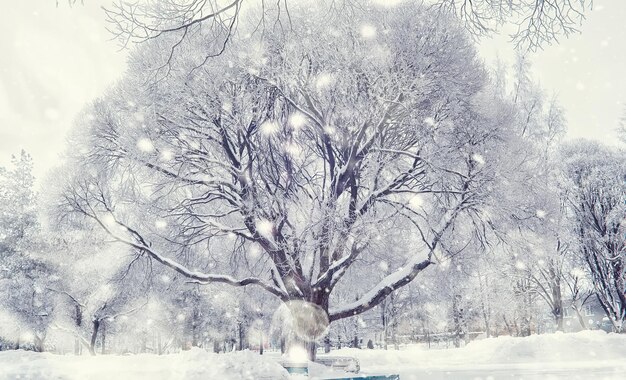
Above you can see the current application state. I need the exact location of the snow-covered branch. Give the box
[329,258,433,321]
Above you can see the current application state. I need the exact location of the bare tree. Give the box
[58,2,520,358]
[563,267,593,329]
[562,141,626,332]
[101,0,592,68]
[434,0,593,50]
[618,105,626,144]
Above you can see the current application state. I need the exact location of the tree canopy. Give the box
[59,1,519,332]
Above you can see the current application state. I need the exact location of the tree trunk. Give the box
[573,306,588,330]
[306,341,317,362]
[477,267,492,337]
[555,312,564,332]
[383,321,388,350]
[381,300,388,350]
[238,321,245,351]
[74,304,83,355]
[502,316,513,336]
[34,334,45,352]
[191,308,199,348]
[392,327,398,350]
[452,294,463,347]
[481,300,491,337]
[551,266,564,332]
[101,321,106,354]
[352,308,360,350]
[89,320,100,356]
[522,291,532,336]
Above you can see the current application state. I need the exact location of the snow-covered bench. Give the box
[315,356,361,373]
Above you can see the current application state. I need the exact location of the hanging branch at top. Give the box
[433,0,593,50]
[101,0,593,60]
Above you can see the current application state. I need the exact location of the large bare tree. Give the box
[58,2,518,354]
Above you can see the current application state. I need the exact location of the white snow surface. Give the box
[1,331,625,379]
[325,330,626,379]
[0,348,289,380]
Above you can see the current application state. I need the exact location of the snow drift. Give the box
[0,348,289,380]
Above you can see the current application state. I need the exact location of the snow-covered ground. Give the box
[1,331,625,380]
[325,330,626,380]
[0,349,289,380]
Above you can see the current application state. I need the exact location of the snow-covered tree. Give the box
[58,1,525,358]
[561,141,626,332]
[103,0,592,58]
[0,151,58,351]
[618,105,626,144]
[45,229,148,355]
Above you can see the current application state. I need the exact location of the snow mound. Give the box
[0,348,289,380]
[465,330,626,363]
[328,330,626,368]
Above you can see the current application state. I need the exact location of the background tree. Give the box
[0,151,58,352]
[561,141,626,332]
[434,0,592,50]
[618,105,626,144]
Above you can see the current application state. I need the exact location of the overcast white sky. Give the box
[0,0,624,185]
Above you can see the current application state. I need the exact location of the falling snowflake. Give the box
[324,125,336,135]
[137,137,154,152]
[249,244,262,258]
[379,261,389,271]
[260,120,280,135]
[536,209,547,218]
[160,149,174,161]
[284,142,301,156]
[409,195,424,209]
[315,72,335,91]
[133,112,145,122]
[360,24,377,39]
[102,213,116,227]
[288,112,307,129]
[255,219,274,238]
[155,219,167,230]
[222,101,233,113]
[358,318,367,328]
[44,108,60,120]
[423,117,436,126]
[472,153,486,165]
